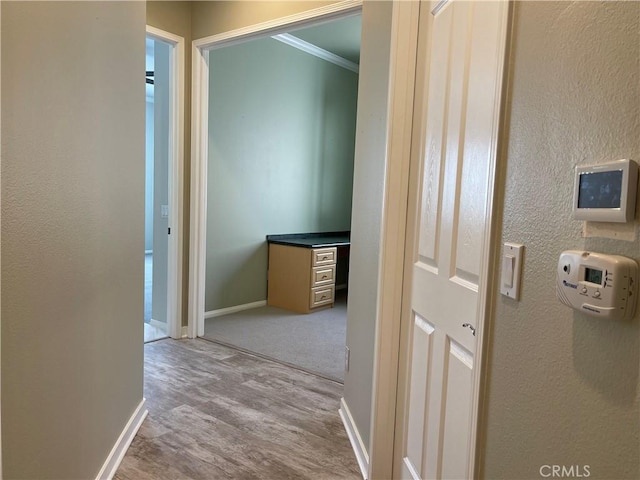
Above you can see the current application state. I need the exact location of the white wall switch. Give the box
[502,255,515,288]
[161,204,169,218]
[500,242,524,300]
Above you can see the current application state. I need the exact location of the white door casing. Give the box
[146,25,185,340]
[396,1,509,479]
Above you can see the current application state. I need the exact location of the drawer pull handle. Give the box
[321,275,328,279]
[321,295,327,299]
[322,256,328,260]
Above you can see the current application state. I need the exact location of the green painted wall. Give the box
[206,37,358,311]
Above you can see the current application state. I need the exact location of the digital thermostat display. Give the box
[573,159,638,222]
[577,170,623,209]
[584,267,602,285]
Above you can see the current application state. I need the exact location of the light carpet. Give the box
[203,291,347,382]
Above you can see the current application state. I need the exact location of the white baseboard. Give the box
[181,326,188,338]
[339,397,369,480]
[149,318,166,330]
[96,398,148,480]
[204,300,267,319]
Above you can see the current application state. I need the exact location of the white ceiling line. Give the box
[271,33,359,74]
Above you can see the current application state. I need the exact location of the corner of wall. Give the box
[339,398,369,480]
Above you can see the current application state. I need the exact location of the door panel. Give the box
[398,0,508,478]
[417,3,452,271]
[439,339,474,478]
[404,314,435,479]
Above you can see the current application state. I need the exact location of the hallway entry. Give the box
[145,35,170,342]
[145,26,185,342]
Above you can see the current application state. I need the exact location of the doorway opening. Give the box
[188,5,362,379]
[145,26,185,343]
[199,14,361,382]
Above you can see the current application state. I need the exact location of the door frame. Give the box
[187,0,363,339]
[365,2,420,478]
[146,25,185,340]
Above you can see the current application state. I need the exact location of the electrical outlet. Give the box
[345,346,350,372]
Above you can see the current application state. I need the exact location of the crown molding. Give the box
[272,33,359,74]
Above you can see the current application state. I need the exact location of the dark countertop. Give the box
[266,231,350,248]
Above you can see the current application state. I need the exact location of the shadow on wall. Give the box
[212,243,267,308]
[317,67,357,228]
[572,312,638,406]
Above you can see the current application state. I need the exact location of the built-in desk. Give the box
[266,232,350,314]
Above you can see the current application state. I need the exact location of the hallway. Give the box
[115,339,360,479]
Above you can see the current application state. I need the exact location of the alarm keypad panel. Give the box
[557,250,637,321]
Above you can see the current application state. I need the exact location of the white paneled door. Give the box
[397,1,508,479]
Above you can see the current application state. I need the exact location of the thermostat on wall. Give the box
[573,159,638,223]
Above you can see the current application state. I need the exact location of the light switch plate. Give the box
[500,242,524,300]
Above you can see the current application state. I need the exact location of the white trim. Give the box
[403,457,422,480]
[181,326,188,338]
[148,318,167,331]
[146,25,184,47]
[469,3,512,477]
[204,300,267,320]
[188,42,209,339]
[192,0,362,50]
[271,33,359,73]
[366,2,420,478]
[146,26,185,340]
[431,0,449,16]
[95,398,147,480]
[339,398,369,480]
[189,1,362,339]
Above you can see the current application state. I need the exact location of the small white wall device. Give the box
[557,250,638,320]
[573,159,638,223]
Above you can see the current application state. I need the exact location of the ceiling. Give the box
[288,14,362,65]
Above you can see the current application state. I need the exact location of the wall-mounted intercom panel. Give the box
[557,250,638,320]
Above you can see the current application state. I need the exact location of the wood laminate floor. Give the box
[115,339,361,480]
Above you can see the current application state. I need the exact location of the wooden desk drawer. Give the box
[312,247,337,266]
[310,285,335,308]
[312,265,335,287]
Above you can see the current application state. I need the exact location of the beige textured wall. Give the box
[481,2,640,479]
[343,0,393,454]
[0,3,3,475]
[147,1,193,327]
[191,0,336,39]
[1,2,145,478]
